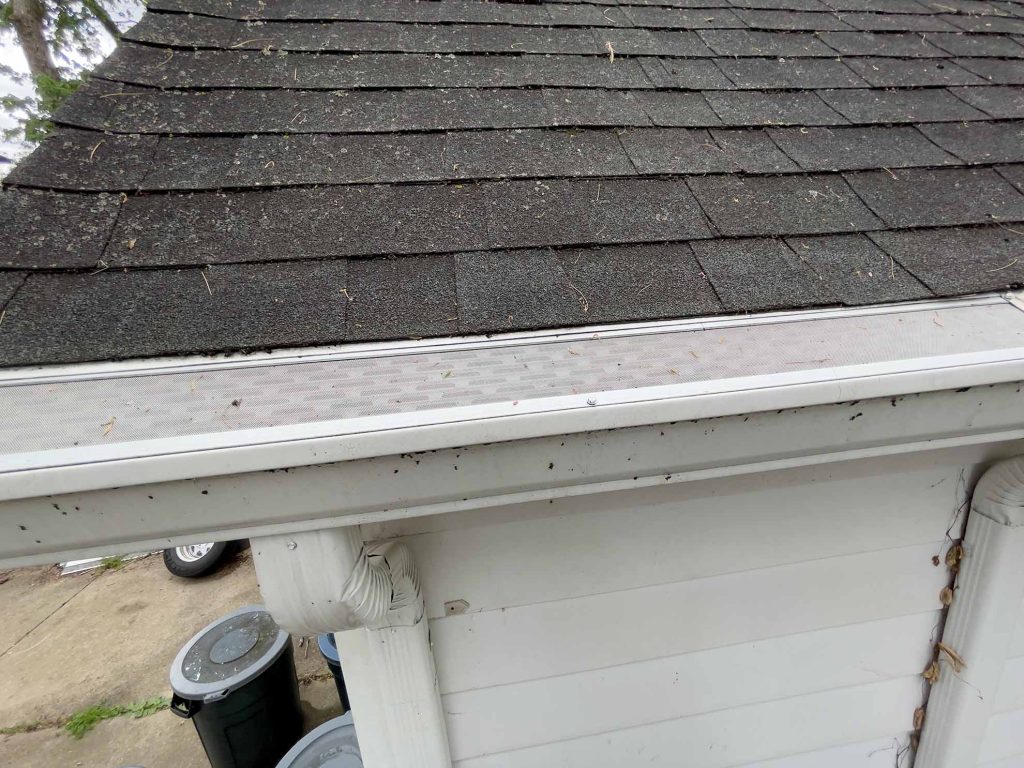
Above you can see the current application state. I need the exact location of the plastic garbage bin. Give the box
[169,605,303,768]
[317,634,350,712]
[275,713,361,768]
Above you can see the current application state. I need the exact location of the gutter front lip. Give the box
[1,345,1023,503]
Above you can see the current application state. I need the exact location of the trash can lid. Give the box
[276,713,361,768]
[317,633,340,664]
[170,604,289,702]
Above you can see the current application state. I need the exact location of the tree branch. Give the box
[9,0,61,82]
[81,0,120,40]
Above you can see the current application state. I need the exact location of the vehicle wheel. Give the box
[162,541,231,578]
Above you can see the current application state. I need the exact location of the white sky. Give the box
[0,1,145,163]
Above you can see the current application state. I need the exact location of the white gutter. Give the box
[916,456,1024,767]
[1,294,1022,502]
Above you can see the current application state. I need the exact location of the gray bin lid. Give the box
[170,604,289,702]
[276,713,361,768]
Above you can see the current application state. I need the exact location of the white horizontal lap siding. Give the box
[734,738,914,768]
[402,459,967,622]
[431,542,947,695]
[455,678,922,768]
[979,597,1024,766]
[443,612,938,760]
[979,710,1024,766]
[383,453,976,765]
[993,657,1024,714]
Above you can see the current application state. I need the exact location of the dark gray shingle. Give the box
[869,226,1024,293]
[456,250,582,333]
[716,58,866,89]
[632,91,724,127]
[928,33,1024,57]
[816,31,946,57]
[839,12,958,32]
[6,130,158,191]
[346,256,458,341]
[687,174,883,236]
[0,189,121,269]
[731,8,852,30]
[768,125,959,171]
[818,87,989,122]
[0,272,25,308]
[698,29,837,56]
[843,58,985,87]
[785,233,932,304]
[949,86,1024,117]
[0,261,350,365]
[704,90,848,126]
[443,129,635,181]
[919,121,1024,164]
[619,128,739,174]
[956,58,1024,85]
[557,243,722,324]
[691,237,838,312]
[846,167,1024,228]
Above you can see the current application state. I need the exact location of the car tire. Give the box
[162,541,232,578]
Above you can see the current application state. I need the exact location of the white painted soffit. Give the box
[1,292,1024,501]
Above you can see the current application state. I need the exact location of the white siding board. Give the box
[431,541,948,694]
[1008,598,1024,659]
[980,710,1024,764]
[454,676,921,768]
[735,737,912,768]
[406,463,966,620]
[994,658,1024,714]
[443,612,937,761]
[979,756,1024,768]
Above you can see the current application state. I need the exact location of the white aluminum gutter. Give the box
[916,456,1024,767]
[2,292,1024,566]
[1,293,1023,502]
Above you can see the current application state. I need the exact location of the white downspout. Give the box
[251,528,451,768]
[916,456,1024,767]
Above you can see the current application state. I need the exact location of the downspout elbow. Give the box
[971,456,1024,527]
[252,528,423,636]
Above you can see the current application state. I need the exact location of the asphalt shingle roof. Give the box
[2,0,1024,365]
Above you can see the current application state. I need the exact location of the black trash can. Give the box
[169,605,303,768]
[276,712,361,768]
[317,633,350,712]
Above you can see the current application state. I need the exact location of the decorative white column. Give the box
[916,456,1024,767]
[252,528,451,768]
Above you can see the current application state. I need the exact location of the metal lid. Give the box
[276,713,361,768]
[170,604,289,702]
[317,633,340,664]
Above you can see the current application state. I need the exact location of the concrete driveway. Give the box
[0,548,341,767]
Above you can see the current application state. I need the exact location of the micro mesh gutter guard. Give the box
[916,457,1024,767]
[1,293,1024,502]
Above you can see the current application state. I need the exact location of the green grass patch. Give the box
[64,696,170,739]
[98,555,126,571]
[0,718,61,736]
